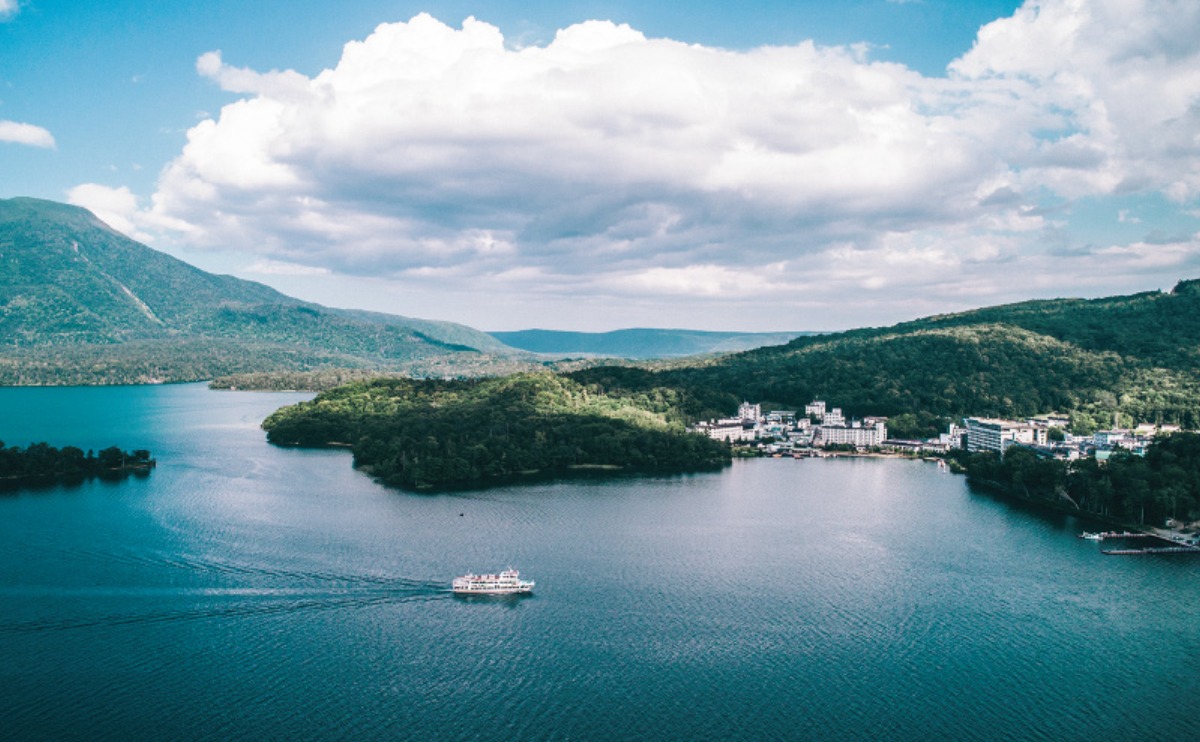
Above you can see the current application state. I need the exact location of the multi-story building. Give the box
[738,402,762,422]
[823,408,845,426]
[694,418,757,442]
[964,417,1048,453]
[817,419,887,449]
[804,401,826,420]
[940,423,966,450]
[1092,430,1128,448]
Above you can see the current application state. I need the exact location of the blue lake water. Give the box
[1,383,1198,741]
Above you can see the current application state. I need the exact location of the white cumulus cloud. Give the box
[951,0,1200,201]
[66,183,149,240]
[67,183,192,243]
[133,2,1200,329]
[0,120,55,148]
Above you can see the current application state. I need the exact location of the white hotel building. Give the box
[817,418,888,449]
[964,417,1048,454]
[694,418,757,443]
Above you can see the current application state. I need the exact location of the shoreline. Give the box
[752,446,1200,549]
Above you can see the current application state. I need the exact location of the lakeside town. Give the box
[693,400,1200,550]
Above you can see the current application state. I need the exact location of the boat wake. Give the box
[0,583,449,634]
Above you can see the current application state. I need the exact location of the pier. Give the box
[1082,529,1200,554]
[1102,546,1200,555]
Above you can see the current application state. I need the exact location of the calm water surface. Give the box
[1,383,1198,741]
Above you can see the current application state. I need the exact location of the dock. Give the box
[1082,528,1200,554]
[1102,546,1200,555]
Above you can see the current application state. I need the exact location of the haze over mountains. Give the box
[488,329,810,359]
[0,197,803,384]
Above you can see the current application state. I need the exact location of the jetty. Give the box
[1079,527,1200,554]
[1102,546,1200,555]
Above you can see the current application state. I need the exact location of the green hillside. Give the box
[0,197,515,383]
[584,280,1200,436]
[262,373,730,490]
[260,279,1200,490]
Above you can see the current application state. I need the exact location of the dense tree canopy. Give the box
[262,373,730,490]
[0,441,153,486]
[957,433,1200,526]
[578,280,1200,438]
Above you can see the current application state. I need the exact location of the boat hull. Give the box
[451,585,534,595]
[451,569,534,595]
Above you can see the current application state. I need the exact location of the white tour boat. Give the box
[452,568,535,595]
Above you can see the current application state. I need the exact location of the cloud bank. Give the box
[113,1,1200,328]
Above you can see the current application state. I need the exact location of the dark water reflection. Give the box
[1,383,1198,741]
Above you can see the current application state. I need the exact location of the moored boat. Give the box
[452,568,535,595]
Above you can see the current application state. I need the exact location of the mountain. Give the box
[567,280,1200,437]
[0,197,514,384]
[487,328,809,359]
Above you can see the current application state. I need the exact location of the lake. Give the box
[1,383,1198,741]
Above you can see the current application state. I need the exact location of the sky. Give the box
[2,0,1199,332]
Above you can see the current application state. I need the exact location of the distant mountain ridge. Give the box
[0,197,512,384]
[488,328,810,359]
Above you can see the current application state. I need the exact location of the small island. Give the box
[0,441,155,488]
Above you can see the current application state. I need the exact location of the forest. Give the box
[262,373,731,490]
[0,441,154,486]
[955,433,1200,526]
[584,279,1200,439]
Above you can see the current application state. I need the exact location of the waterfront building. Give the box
[964,417,1048,454]
[817,419,887,449]
[824,408,845,426]
[940,423,966,450]
[694,418,757,442]
[882,439,950,455]
[805,401,826,420]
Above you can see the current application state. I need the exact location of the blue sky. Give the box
[3,0,1199,331]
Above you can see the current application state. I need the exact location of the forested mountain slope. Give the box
[0,197,514,383]
[572,281,1200,436]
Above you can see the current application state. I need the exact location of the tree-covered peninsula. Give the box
[0,441,154,488]
[955,432,1200,527]
[261,373,731,490]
